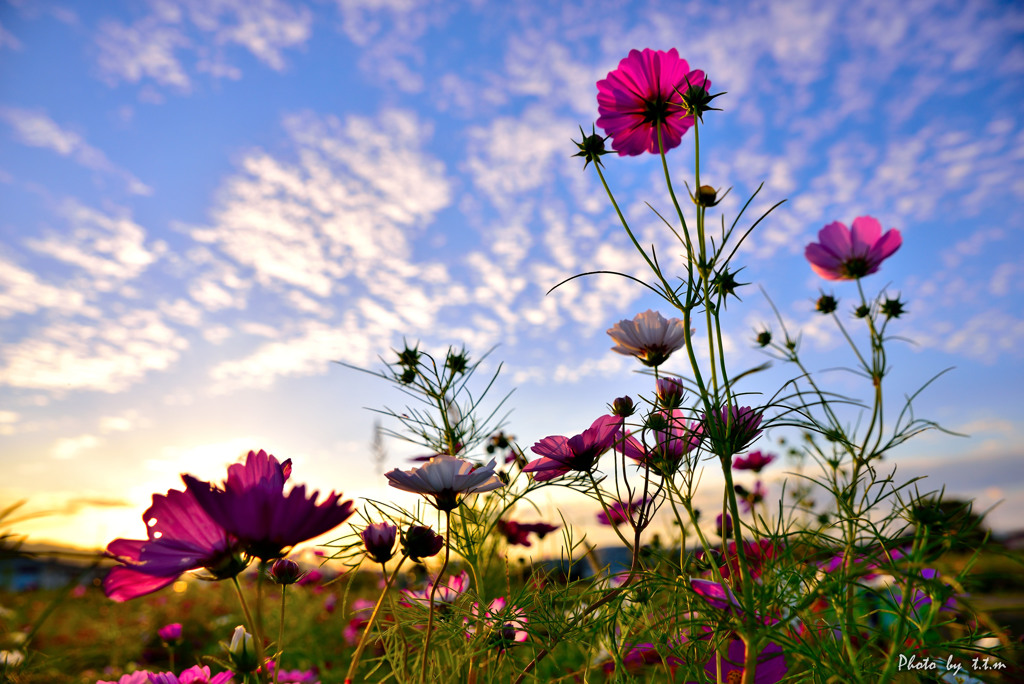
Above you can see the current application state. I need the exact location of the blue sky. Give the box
[1,0,1022,551]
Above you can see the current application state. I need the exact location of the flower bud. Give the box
[716,513,733,538]
[854,304,871,318]
[227,625,258,673]
[815,294,838,314]
[267,557,304,585]
[694,184,720,207]
[880,297,906,319]
[572,124,611,170]
[656,377,685,410]
[755,329,772,348]
[402,525,444,562]
[610,396,635,417]
[361,522,398,564]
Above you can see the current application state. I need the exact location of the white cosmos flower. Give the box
[385,455,505,511]
[607,310,688,367]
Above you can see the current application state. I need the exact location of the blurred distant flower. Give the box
[690,578,741,613]
[596,48,710,156]
[716,513,733,538]
[0,649,24,668]
[103,488,244,602]
[342,599,375,645]
[386,455,504,511]
[523,415,623,481]
[601,642,684,675]
[361,523,398,563]
[467,596,528,652]
[404,570,470,609]
[737,480,767,513]
[607,310,688,367]
[158,623,182,643]
[805,216,901,281]
[402,525,444,562]
[184,449,356,561]
[265,662,320,684]
[148,665,234,684]
[701,639,787,684]
[597,497,649,526]
[497,520,559,547]
[733,450,776,473]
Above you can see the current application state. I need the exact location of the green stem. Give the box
[420,510,452,684]
[231,575,267,684]
[344,557,407,684]
[273,583,286,684]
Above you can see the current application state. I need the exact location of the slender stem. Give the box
[273,584,286,684]
[344,557,407,684]
[231,575,267,683]
[589,471,635,553]
[420,510,452,684]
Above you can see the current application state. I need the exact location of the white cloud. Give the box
[93,0,311,92]
[0,309,189,393]
[99,410,150,433]
[0,254,86,318]
[52,434,101,460]
[0,108,151,194]
[26,201,160,288]
[95,17,192,90]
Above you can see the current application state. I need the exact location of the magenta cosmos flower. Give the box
[623,409,703,473]
[523,415,624,481]
[103,488,243,602]
[596,48,710,156]
[692,639,787,684]
[607,310,688,367]
[183,449,356,561]
[805,216,902,281]
[386,455,504,511]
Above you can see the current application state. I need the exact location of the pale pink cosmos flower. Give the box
[805,216,902,281]
[403,569,471,608]
[607,310,688,367]
[523,415,624,481]
[596,48,710,156]
[385,455,504,511]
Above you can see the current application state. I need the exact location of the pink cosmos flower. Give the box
[97,673,153,684]
[184,450,356,561]
[733,450,776,473]
[466,596,528,652]
[103,488,242,602]
[690,578,742,613]
[523,415,624,481]
[596,48,709,156]
[805,216,902,281]
[403,570,471,609]
[386,455,504,511]
[607,310,688,367]
[148,665,234,684]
